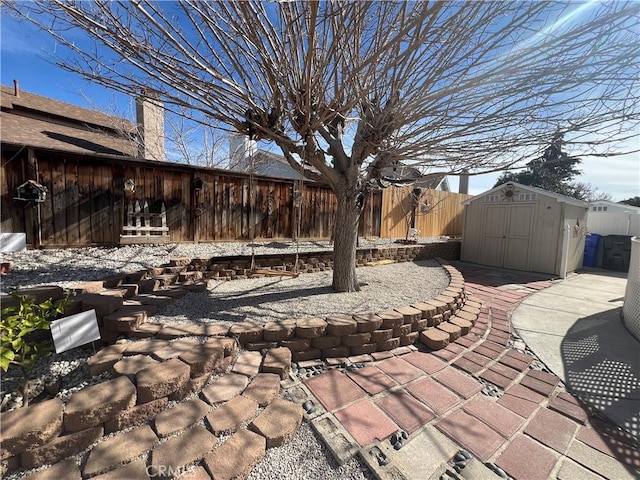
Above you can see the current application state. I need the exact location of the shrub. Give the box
[1,292,70,407]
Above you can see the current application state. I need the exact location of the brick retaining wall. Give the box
[1,242,477,478]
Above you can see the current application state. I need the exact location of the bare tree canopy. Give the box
[8,0,639,291]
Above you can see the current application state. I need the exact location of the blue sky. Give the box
[1,11,638,201]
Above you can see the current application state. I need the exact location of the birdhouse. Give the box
[14,180,47,203]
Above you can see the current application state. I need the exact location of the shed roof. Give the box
[461,182,589,207]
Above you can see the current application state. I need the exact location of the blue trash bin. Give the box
[583,233,602,267]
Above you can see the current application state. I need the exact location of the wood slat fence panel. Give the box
[3,149,466,247]
[380,187,471,239]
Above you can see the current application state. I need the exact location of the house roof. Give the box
[1,84,138,157]
[589,200,640,211]
[231,148,320,181]
[461,182,589,207]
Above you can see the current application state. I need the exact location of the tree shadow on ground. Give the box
[561,307,640,472]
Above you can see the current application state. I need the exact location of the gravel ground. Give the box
[1,239,450,480]
[0,237,450,291]
[154,259,447,325]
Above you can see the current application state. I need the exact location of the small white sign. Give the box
[0,233,27,252]
[50,310,101,354]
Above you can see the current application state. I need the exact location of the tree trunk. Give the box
[332,191,362,292]
[21,366,29,408]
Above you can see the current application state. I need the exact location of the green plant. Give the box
[1,292,70,407]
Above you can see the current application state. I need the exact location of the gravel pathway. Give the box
[1,239,451,480]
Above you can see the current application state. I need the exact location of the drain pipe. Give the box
[559,223,570,279]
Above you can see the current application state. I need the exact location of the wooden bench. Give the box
[120,200,170,244]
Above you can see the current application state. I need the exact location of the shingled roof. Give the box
[1,84,138,157]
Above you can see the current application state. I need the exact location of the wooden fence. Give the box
[1,148,471,247]
[380,187,471,239]
[1,149,382,247]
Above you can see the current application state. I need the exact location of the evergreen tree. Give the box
[494,132,585,198]
[620,196,640,207]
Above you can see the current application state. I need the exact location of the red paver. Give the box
[498,355,531,372]
[462,397,524,438]
[480,369,513,389]
[464,351,492,367]
[376,390,435,434]
[488,362,520,380]
[442,343,465,355]
[455,336,476,348]
[375,357,424,385]
[479,340,504,355]
[470,325,487,337]
[407,376,461,415]
[473,345,501,360]
[487,328,510,347]
[527,369,560,386]
[504,384,546,404]
[525,408,578,453]
[453,357,483,374]
[520,373,557,397]
[431,348,458,362]
[435,409,506,462]
[334,399,398,447]
[496,434,559,480]
[487,333,510,346]
[491,323,511,334]
[304,369,366,412]
[496,393,539,418]
[402,351,447,374]
[504,349,535,365]
[548,393,589,424]
[433,367,482,399]
[346,366,396,395]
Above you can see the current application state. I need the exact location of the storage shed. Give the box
[460,182,589,276]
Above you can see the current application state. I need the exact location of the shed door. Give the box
[481,204,534,270]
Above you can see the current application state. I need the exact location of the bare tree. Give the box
[9,1,639,291]
[78,92,228,167]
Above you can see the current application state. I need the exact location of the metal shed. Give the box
[460,182,589,276]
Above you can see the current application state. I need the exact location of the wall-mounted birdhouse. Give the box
[14,180,47,203]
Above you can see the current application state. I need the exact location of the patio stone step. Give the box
[136,357,191,403]
[64,376,136,432]
[203,429,266,480]
[1,398,63,459]
[82,425,158,477]
[420,328,450,350]
[250,398,303,447]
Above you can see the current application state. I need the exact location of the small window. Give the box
[603,206,608,211]
[592,206,597,211]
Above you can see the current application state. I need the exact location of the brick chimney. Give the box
[135,93,165,161]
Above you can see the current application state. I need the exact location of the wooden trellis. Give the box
[120,200,169,244]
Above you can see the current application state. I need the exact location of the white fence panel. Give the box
[587,212,640,236]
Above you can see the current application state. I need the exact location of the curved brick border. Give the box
[1,243,480,479]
